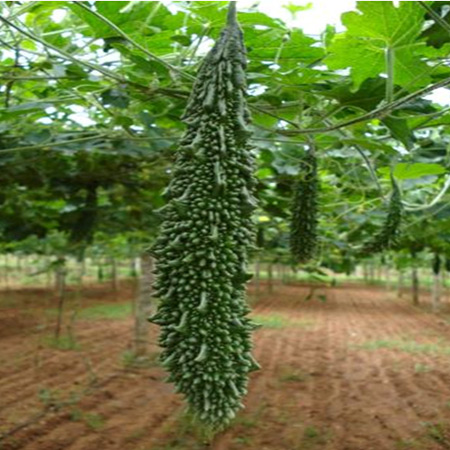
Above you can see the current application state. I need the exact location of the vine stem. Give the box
[0,15,190,100]
[0,135,107,154]
[403,175,450,211]
[323,119,384,200]
[0,75,82,80]
[0,15,125,82]
[0,134,176,154]
[227,1,237,26]
[275,74,450,136]
[385,46,394,103]
[418,2,450,35]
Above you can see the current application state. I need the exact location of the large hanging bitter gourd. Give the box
[361,176,402,255]
[149,2,259,429]
[290,150,319,263]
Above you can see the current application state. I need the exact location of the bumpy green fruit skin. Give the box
[290,151,318,263]
[361,177,402,255]
[149,9,259,429]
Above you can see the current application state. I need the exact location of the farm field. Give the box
[2,1,450,449]
[1,281,450,450]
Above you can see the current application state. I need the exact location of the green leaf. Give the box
[69,2,171,38]
[326,35,384,89]
[379,163,447,179]
[343,2,424,46]
[325,2,429,90]
[421,3,450,48]
[282,3,312,17]
[237,12,285,30]
[340,138,395,154]
[133,30,179,56]
[381,116,414,150]
[171,35,191,47]
[100,89,130,108]
[323,78,385,111]
[113,44,169,77]
[256,168,273,179]
[247,29,323,70]
[24,130,52,145]
[188,1,227,25]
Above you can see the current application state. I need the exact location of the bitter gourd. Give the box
[361,176,402,255]
[149,2,259,429]
[290,150,319,263]
[432,253,441,275]
[69,183,98,245]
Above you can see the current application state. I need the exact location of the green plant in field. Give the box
[395,438,422,449]
[70,407,84,422]
[42,334,80,351]
[84,413,105,430]
[354,338,450,355]
[304,426,320,439]
[234,414,258,429]
[121,350,159,369]
[423,422,450,445]
[251,314,288,328]
[68,408,105,430]
[252,313,314,329]
[233,400,267,430]
[149,3,259,429]
[78,303,132,320]
[233,436,253,446]
[46,302,132,320]
[153,411,215,449]
[1,436,20,449]
[302,286,327,303]
[414,363,432,373]
[151,444,204,450]
[301,425,332,448]
[124,428,147,443]
[279,367,310,383]
[38,388,62,408]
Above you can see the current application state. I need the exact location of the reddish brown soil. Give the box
[1,282,450,450]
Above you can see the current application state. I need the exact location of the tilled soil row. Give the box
[1,284,450,449]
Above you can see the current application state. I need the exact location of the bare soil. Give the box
[1,281,450,450]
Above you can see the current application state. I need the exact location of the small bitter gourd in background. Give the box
[290,150,318,263]
[445,257,450,273]
[69,183,98,245]
[361,176,402,255]
[149,3,259,429]
[256,226,265,249]
[432,253,441,275]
